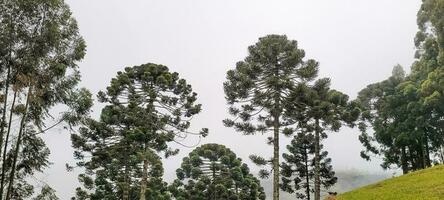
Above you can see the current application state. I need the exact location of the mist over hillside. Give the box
[261,170,391,200]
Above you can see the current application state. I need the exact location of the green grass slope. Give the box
[338,165,444,200]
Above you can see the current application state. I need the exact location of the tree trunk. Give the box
[424,136,431,167]
[418,142,426,169]
[314,119,321,200]
[440,145,444,164]
[401,146,408,174]
[123,145,130,200]
[0,91,16,197]
[304,147,310,200]
[140,147,149,200]
[408,147,417,171]
[6,87,31,200]
[0,53,12,200]
[0,65,11,160]
[122,180,129,200]
[122,177,129,200]
[212,162,216,200]
[0,10,14,165]
[272,112,280,200]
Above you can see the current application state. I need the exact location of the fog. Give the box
[39,0,420,198]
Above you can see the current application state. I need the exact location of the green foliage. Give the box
[0,0,88,127]
[286,78,359,130]
[415,0,444,158]
[1,128,51,200]
[223,34,318,136]
[72,119,171,200]
[33,185,59,200]
[356,65,430,172]
[170,143,266,200]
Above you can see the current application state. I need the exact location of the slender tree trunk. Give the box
[304,147,310,200]
[314,119,321,200]
[6,87,31,200]
[140,100,155,200]
[212,162,216,200]
[440,145,444,164]
[0,10,14,166]
[0,65,11,161]
[401,146,408,174]
[0,40,13,200]
[424,135,431,167]
[408,147,417,171]
[0,91,16,198]
[122,170,129,200]
[272,112,280,200]
[418,142,426,169]
[140,147,149,200]
[271,65,281,200]
[123,145,130,200]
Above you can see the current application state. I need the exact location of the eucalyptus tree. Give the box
[0,0,90,199]
[71,64,208,200]
[285,78,358,200]
[358,65,413,172]
[169,143,266,200]
[355,0,444,173]
[280,132,337,200]
[414,0,444,161]
[223,34,319,200]
[357,64,442,173]
[33,185,59,200]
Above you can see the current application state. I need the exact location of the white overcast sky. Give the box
[39,0,421,199]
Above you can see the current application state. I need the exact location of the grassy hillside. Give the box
[260,170,389,200]
[338,165,444,200]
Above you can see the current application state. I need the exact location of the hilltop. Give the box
[338,165,444,200]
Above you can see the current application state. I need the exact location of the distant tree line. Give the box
[357,0,444,174]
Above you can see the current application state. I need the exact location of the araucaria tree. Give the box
[71,64,208,200]
[223,34,319,200]
[169,143,266,200]
[280,132,337,200]
[0,0,90,199]
[285,79,359,200]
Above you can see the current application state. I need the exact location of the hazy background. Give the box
[38,0,421,199]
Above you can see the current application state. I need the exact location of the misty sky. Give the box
[39,0,421,198]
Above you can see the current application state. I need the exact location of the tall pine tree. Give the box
[285,79,358,200]
[223,35,319,200]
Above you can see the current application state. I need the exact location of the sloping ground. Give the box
[338,165,444,200]
[260,170,389,200]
